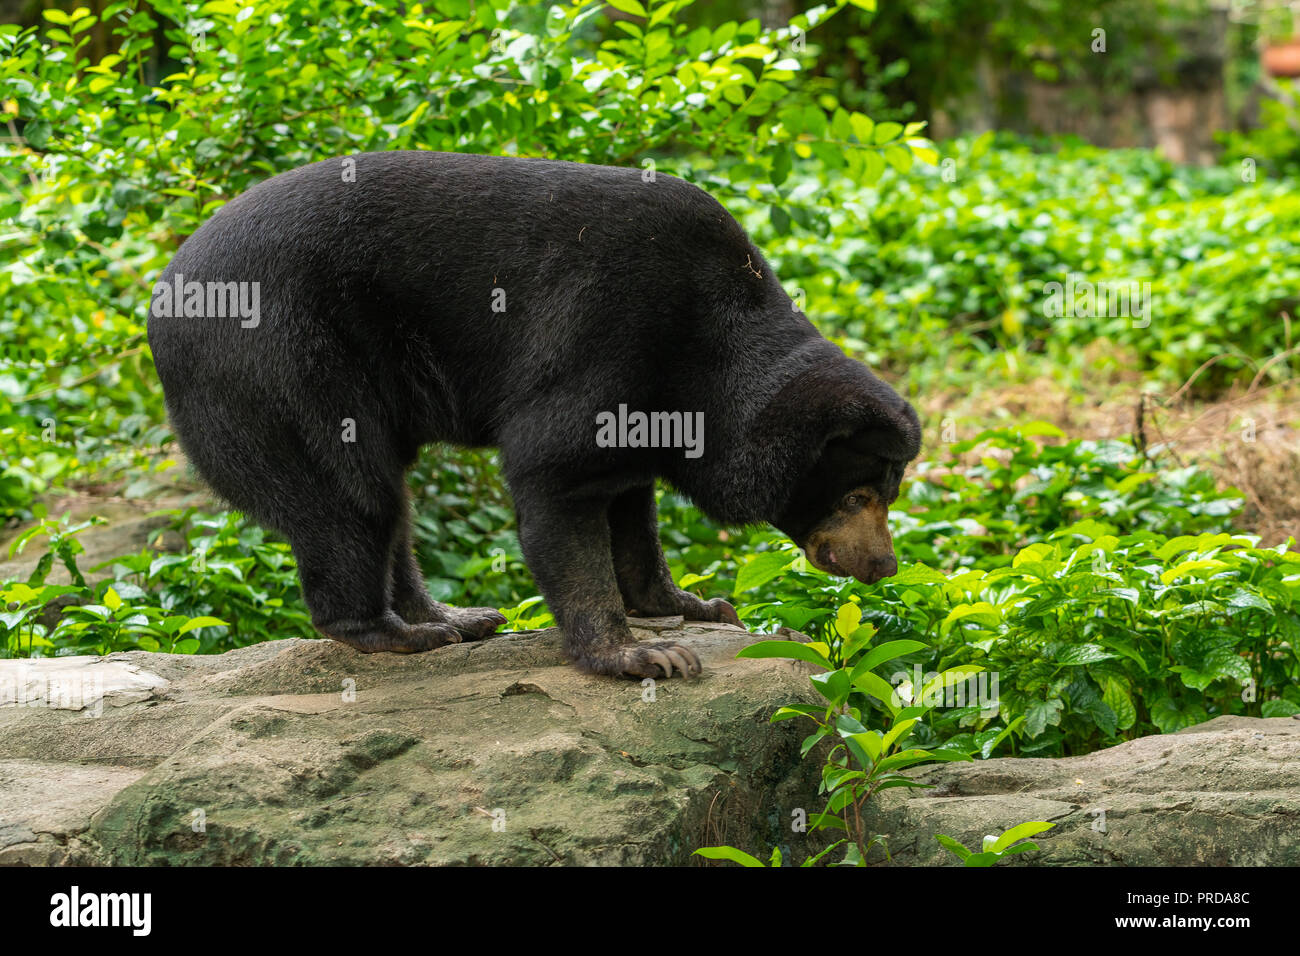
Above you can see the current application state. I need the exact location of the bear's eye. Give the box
[843,494,862,508]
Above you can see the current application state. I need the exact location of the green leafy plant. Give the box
[694,842,847,868]
[2,513,232,656]
[935,821,1056,866]
[754,135,1300,395]
[714,426,1298,758]
[897,424,1245,572]
[698,602,1001,865]
[92,509,314,649]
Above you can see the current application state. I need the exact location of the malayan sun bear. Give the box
[148,152,921,679]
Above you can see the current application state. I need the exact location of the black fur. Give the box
[147,151,921,678]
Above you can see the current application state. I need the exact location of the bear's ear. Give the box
[833,372,922,463]
[842,400,921,463]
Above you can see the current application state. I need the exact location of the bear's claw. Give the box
[599,641,702,680]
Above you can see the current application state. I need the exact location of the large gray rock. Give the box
[4,622,1297,866]
[865,715,1300,866]
[0,620,822,865]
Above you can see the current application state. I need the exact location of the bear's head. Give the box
[771,358,921,585]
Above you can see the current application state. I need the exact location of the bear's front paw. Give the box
[582,641,702,680]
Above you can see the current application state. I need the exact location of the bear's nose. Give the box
[864,555,897,583]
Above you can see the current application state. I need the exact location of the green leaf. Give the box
[935,833,971,860]
[852,730,884,762]
[845,731,881,765]
[848,113,874,143]
[891,563,948,585]
[834,603,862,639]
[769,204,791,236]
[693,846,766,867]
[980,716,1025,758]
[830,108,853,141]
[606,0,648,17]
[872,121,903,144]
[1001,841,1040,857]
[0,609,35,629]
[1148,696,1205,734]
[801,840,848,866]
[880,717,917,752]
[1025,698,1064,737]
[770,704,825,723]
[1020,420,1068,438]
[834,713,869,736]
[1101,678,1137,731]
[177,616,228,635]
[770,145,792,186]
[989,821,1055,853]
[734,551,795,595]
[800,726,830,758]
[842,624,877,660]
[736,639,832,669]
[1055,644,1116,666]
[917,665,985,706]
[810,668,852,705]
[852,670,903,714]
[941,602,1001,635]
[883,145,912,172]
[1226,588,1271,612]
[1160,559,1228,585]
[1097,586,1140,605]
[848,639,927,685]
[1263,699,1300,717]
[874,747,971,773]
[907,140,939,165]
[969,130,995,160]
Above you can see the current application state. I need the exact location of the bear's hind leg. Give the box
[514,487,700,679]
[388,505,506,640]
[609,486,740,627]
[292,499,462,654]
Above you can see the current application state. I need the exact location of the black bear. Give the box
[148,152,920,679]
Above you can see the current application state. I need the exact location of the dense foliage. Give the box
[756,136,1300,392]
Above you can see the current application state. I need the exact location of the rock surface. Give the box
[3,622,1298,866]
[864,715,1300,866]
[0,619,822,865]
